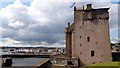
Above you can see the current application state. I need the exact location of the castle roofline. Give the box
[84,8,110,12]
[75,7,110,11]
[74,4,109,12]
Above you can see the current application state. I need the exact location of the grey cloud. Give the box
[1,1,72,45]
[111,38,120,43]
[2,29,17,38]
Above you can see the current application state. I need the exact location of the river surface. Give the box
[12,58,49,66]
[0,49,49,67]
[0,58,49,67]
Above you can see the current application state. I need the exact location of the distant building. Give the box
[65,4,112,66]
[111,43,120,52]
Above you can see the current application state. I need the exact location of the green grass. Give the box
[80,62,120,68]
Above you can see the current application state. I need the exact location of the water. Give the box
[0,49,49,67]
[0,58,49,68]
[12,58,49,66]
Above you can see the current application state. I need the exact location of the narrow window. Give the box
[80,52,82,54]
[80,36,81,38]
[87,37,90,42]
[101,55,103,57]
[91,51,95,57]
[80,26,81,29]
[80,44,82,46]
[92,62,95,64]
[92,30,93,32]
[95,42,97,44]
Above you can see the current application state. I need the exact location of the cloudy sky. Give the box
[0,0,119,47]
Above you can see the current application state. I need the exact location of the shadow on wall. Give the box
[78,59,85,67]
[112,52,120,61]
[38,60,52,68]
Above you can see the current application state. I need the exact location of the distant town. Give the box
[0,43,120,55]
[1,46,66,55]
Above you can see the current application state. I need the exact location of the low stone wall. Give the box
[50,55,78,66]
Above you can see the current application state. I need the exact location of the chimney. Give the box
[74,6,76,11]
[68,22,70,27]
[86,4,93,10]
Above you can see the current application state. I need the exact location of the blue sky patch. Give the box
[0,1,31,9]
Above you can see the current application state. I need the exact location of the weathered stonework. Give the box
[65,4,112,66]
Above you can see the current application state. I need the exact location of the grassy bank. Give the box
[80,62,120,68]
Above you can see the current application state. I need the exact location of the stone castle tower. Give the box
[65,4,112,65]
